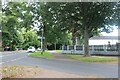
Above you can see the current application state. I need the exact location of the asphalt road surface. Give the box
[0,51,118,78]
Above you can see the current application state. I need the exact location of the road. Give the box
[0,51,118,78]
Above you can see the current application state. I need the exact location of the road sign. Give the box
[39,37,45,39]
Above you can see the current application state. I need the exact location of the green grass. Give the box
[54,50,62,53]
[29,51,54,59]
[66,55,118,62]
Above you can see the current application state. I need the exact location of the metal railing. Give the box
[62,45,118,55]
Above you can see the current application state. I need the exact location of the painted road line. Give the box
[0,62,4,65]
[1,56,26,64]
[1,52,26,57]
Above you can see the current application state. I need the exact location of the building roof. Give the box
[90,36,118,40]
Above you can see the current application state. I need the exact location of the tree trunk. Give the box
[54,43,56,50]
[43,24,47,52]
[84,27,90,57]
[72,36,76,45]
[72,28,76,45]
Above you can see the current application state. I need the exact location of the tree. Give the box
[2,2,40,50]
[40,2,118,56]
[31,2,72,51]
[2,2,118,53]
[20,28,40,49]
[79,2,117,56]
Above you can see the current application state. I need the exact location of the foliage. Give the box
[32,2,71,46]
[40,2,118,56]
[2,2,118,54]
[21,28,40,49]
[2,2,40,50]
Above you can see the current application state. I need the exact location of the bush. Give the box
[11,45,16,51]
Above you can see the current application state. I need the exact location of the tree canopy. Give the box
[37,2,118,56]
[2,2,118,55]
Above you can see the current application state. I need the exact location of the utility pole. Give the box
[117,2,120,55]
[41,27,44,54]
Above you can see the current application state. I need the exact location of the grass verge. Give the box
[66,55,118,62]
[54,50,62,53]
[29,51,54,59]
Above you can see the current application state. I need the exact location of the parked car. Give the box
[37,48,41,51]
[27,46,36,52]
[4,46,10,51]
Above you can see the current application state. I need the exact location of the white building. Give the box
[89,36,118,45]
[89,28,119,45]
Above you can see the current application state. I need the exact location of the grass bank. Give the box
[66,55,118,62]
[29,51,54,59]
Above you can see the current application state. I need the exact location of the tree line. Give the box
[2,2,119,56]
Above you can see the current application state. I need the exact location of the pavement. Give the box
[0,51,118,78]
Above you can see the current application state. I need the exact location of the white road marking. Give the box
[0,61,5,65]
[0,52,27,65]
[0,54,13,58]
[0,56,26,64]
[1,52,26,57]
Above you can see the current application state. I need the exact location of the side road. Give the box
[0,50,27,54]
[2,51,118,78]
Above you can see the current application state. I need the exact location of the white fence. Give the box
[62,45,119,55]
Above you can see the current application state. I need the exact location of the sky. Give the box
[101,26,118,36]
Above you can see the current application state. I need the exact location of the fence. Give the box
[62,45,119,55]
